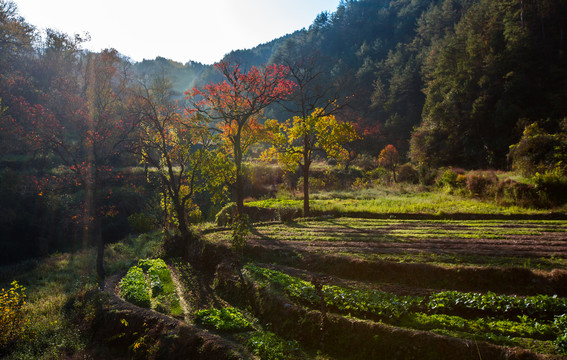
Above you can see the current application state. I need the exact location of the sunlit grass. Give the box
[0,231,163,359]
[247,187,567,215]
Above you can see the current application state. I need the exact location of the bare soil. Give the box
[244,220,567,259]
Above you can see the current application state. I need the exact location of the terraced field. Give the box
[207,218,567,269]
[203,217,567,359]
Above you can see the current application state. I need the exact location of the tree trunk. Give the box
[234,135,245,216]
[96,227,105,290]
[173,200,191,239]
[87,184,105,289]
[236,171,244,216]
[303,164,310,217]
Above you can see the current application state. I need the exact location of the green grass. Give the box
[0,231,163,359]
[247,187,567,216]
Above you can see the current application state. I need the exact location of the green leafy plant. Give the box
[119,259,181,316]
[426,291,567,319]
[553,314,567,354]
[247,331,302,359]
[194,307,251,331]
[118,266,151,308]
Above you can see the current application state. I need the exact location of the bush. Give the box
[465,170,498,198]
[118,266,151,308]
[495,179,539,207]
[436,169,466,193]
[397,164,419,184]
[277,207,302,222]
[533,169,567,206]
[244,164,284,199]
[216,203,237,227]
[230,214,250,253]
[352,153,377,171]
[366,167,390,183]
[508,123,567,176]
[0,281,28,350]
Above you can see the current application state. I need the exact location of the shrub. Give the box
[351,177,370,190]
[216,203,237,226]
[118,266,151,308]
[230,214,250,253]
[436,169,465,193]
[0,281,28,350]
[508,123,567,176]
[277,207,302,222]
[495,179,539,207]
[352,153,377,171]
[244,164,284,199]
[465,170,498,198]
[366,167,390,183]
[397,163,419,184]
[194,307,251,331]
[533,169,567,206]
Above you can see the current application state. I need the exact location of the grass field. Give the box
[247,186,567,216]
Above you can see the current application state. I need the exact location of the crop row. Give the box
[118,258,182,316]
[244,265,567,354]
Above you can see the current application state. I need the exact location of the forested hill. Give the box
[138,0,567,169]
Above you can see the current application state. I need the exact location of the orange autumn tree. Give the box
[188,60,295,215]
[378,144,400,183]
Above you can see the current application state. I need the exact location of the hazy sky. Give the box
[14,0,340,64]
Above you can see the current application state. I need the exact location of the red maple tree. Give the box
[188,60,295,215]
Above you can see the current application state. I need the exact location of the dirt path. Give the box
[168,264,192,322]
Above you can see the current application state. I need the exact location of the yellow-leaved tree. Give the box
[264,108,359,216]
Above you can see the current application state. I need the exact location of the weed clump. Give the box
[0,281,28,351]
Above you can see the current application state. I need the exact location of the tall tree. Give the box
[21,49,138,285]
[188,60,295,215]
[264,108,359,216]
[132,76,224,240]
[272,33,358,215]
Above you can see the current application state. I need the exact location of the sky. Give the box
[14,0,341,64]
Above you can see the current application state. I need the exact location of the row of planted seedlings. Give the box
[244,264,567,357]
[118,258,183,317]
[119,258,307,359]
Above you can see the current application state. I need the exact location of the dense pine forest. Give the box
[2,0,567,358]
